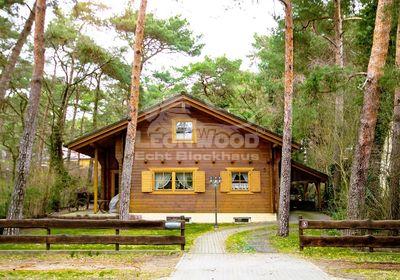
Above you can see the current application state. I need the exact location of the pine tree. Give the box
[278,0,294,237]
[348,0,394,220]
[119,0,148,220]
[0,2,36,105]
[388,13,400,220]
[5,0,47,234]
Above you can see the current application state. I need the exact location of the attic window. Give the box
[172,119,196,143]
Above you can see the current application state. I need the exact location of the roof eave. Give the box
[66,93,301,151]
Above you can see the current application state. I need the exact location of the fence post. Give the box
[115,229,120,251]
[46,228,51,250]
[367,219,373,252]
[299,215,304,251]
[180,215,185,251]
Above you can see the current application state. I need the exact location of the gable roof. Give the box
[66,93,301,151]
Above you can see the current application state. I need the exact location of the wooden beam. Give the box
[0,219,166,229]
[269,144,275,213]
[300,235,400,248]
[100,151,106,200]
[317,182,322,210]
[300,219,400,230]
[115,135,124,191]
[272,149,281,213]
[93,148,99,213]
[0,235,185,245]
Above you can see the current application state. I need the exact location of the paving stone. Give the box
[165,224,340,280]
[168,253,335,280]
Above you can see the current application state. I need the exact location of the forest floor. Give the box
[0,252,180,279]
[226,220,400,280]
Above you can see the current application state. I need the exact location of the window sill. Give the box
[226,191,254,195]
[150,191,198,195]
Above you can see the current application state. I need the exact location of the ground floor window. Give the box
[153,170,194,192]
[220,167,261,193]
[231,172,249,191]
[175,172,193,190]
[155,172,173,190]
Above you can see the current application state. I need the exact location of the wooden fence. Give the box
[0,218,185,251]
[298,216,400,251]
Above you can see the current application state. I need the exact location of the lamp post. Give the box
[209,176,221,229]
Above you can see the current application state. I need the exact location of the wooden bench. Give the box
[0,218,185,251]
[298,216,400,251]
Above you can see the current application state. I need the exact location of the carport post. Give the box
[93,148,99,213]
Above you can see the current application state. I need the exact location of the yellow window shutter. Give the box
[249,170,261,192]
[194,171,205,192]
[141,171,153,193]
[220,170,231,192]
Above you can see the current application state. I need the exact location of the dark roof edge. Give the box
[65,117,130,147]
[292,160,329,181]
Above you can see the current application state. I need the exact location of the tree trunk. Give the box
[119,0,148,221]
[49,52,75,176]
[5,0,46,235]
[93,73,102,130]
[0,2,36,105]
[277,0,294,237]
[49,106,67,176]
[347,0,393,220]
[388,14,400,220]
[367,120,389,219]
[37,98,49,167]
[332,0,345,205]
[67,89,80,162]
[78,110,85,166]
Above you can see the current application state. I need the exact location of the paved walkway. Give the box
[191,225,264,254]
[165,224,338,280]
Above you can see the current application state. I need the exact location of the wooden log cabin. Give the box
[66,94,328,222]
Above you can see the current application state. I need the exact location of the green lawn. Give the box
[0,223,231,251]
[225,229,256,253]
[340,269,400,280]
[0,269,141,280]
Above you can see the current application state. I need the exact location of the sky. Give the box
[12,0,283,72]
[2,0,284,126]
[97,0,283,72]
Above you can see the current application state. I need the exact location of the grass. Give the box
[0,223,231,251]
[340,269,400,280]
[267,224,400,263]
[0,269,143,280]
[225,229,256,253]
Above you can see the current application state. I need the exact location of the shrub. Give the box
[0,179,11,218]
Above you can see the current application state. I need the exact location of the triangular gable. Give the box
[66,93,301,151]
